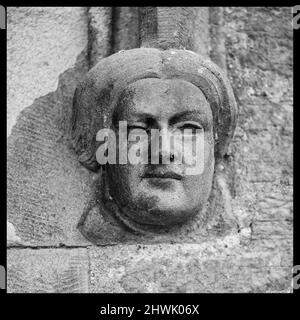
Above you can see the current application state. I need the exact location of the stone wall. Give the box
[7,7,293,293]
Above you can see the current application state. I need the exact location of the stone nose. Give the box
[149,128,177,164]
[158,149,175,164]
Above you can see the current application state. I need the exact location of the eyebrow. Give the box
[113,110,212,128]
[118,112,156,123]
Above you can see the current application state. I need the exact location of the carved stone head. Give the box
[71,48,237,235]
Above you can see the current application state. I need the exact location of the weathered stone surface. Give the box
[140,7,210,57]
[7,52,96,246]
[7,7,115,247]
[209,7,227,71]
[87,7,112,68]
[224,7,293,265]
[7,7,93,246]
[7,248,89,293]
[7,7,88,137]
[112,7,140,52]
[88,240,292,293]
[192,7,210,57]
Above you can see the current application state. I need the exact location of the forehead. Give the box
[114,78,212,120]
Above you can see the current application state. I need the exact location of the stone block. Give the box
[7,248,89,293]
[88,240,292,293]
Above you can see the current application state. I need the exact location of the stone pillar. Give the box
[139,7,210,57]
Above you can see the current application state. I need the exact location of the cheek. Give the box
[182,157,214,206]
[127,139,149,164]
[107,164,142,185]
[106,163,146,205]
[181,133,214,197]
[106,165,136,207]
[180,132,213,171]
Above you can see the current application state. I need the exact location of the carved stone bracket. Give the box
[72,7,239,244]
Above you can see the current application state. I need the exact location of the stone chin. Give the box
[109,185,213,232]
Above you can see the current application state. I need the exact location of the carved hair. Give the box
[71,48,238,171]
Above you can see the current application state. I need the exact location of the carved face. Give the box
[106,78,215,229]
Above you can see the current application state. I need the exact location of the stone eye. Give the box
[176,121,203,133]
[127,123,148,131]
